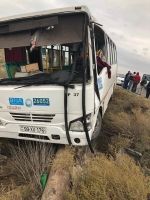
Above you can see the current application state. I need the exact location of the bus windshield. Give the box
[0,42,91,85]
[0,13,91,85]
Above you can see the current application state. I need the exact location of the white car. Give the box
[117,73,125,86]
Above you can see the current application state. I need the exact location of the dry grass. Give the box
[95,87,150,167]
[52,146,75,171]
[0,184,31,200]
[65,154,148,200]
[0,140,55,200]
[10,141,55,199]
[64,87,150,199]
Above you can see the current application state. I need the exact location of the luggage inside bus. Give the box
[3,43,90,84]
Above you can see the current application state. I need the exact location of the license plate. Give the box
[20,126,46,134]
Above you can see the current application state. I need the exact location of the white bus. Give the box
[0,6,117,152]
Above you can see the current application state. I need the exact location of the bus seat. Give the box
[62,65,72,70]
[5,62,20,78]
[17,61,27,67]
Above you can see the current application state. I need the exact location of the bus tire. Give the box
[91,112,102,141]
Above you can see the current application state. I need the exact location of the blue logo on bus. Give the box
[25,99,32,107]
[98,77,103,90]
[9,98,24,105]
[33,98,50,106]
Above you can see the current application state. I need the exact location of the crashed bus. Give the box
[0,6,117,151]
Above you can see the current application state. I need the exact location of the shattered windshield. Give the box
[0,42,90,86]
[0,13,91,85]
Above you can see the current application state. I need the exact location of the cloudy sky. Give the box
[0,0,149,76]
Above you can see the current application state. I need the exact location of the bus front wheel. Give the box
[91,112,102,141]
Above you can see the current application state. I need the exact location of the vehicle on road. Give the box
[143,74,150,81]
[117,73,125,86]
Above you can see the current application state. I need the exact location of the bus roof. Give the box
[0,5,95,24]
[0,5,115,47]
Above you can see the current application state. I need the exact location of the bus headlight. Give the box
[69,114,92,132]
[70,121,84,131]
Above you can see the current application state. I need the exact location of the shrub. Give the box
[95,87,150,168]
[9,141,55,199]
[66,154,148,200]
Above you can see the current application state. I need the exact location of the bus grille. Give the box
[10,113,55,123]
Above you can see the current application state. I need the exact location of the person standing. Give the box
[123,71,130,89]
[137,76,147,95]
[131,72,141,93]
[146,81,150,98]
[127,72,136,91]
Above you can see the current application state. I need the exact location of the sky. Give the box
[0,0,150,76]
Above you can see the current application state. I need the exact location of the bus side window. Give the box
[110,40,113,65]
[109,39,113,65]
[114,45,117,64]
[113,44,116,64]
[106,37,110,65]
[111,41,114,65]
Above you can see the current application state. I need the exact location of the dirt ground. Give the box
[126,85,147,98]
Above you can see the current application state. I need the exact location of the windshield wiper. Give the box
[14,78,75,90]
[0,76,39,83]
[14,79,49,89]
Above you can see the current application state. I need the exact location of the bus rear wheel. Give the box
[91,112,102,141]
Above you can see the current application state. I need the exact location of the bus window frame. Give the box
[106,36,110,65]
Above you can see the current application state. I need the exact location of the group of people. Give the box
[123,71,150,98]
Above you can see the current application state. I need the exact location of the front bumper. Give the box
[0,123,92,146]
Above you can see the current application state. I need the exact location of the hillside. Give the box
[43,87,150,200]
[0,87,150,199]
